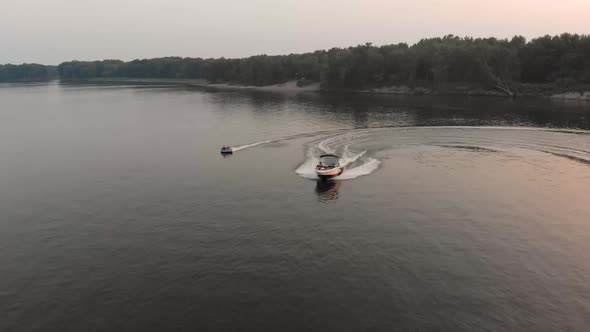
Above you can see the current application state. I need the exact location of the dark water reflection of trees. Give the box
[205,88,590,130]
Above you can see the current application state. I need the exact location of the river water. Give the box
[1,82,590,331]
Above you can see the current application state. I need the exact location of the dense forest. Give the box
[0,64,56,82]
[4,34,590,95]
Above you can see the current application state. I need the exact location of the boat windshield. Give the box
[319,155,339,166]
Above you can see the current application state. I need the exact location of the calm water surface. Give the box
[1,82,590,331]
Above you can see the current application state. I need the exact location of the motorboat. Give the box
[315,154,344,179]
[220,146,233,154]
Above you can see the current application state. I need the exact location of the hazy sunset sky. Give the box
[2,0,589,64]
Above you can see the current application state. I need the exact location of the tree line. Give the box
[3,34,590,95]
[0,64,56,82]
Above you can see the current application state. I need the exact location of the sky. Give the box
[2,0,589,65]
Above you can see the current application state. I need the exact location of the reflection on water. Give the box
[220,152,233,159]
[315,180,342,202]
[204,89,590,130]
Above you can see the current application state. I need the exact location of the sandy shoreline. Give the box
[58,78,590,100]
[550,91,590,101]
[62,78,321,93]
[207,80,321,92]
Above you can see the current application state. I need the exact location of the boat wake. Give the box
[231,128,348,152]
[233,139,281,151]
[229,126,590,181]
[296,141,380,180]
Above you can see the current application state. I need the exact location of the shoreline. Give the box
[53,78,590,100]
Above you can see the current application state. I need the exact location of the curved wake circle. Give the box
[231,126,590,180]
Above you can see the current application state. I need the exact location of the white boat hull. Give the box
[316,166,344,179]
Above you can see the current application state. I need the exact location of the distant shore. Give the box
[59,78,321,93]
[56,78,590,100]
[357,85,590,100]
[5,34,590,100]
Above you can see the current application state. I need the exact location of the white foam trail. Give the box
[228,128,351,153]
[232,139,280,151]
[336,158,381,180]
[295,147,320,179]
[340,145,366,167]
